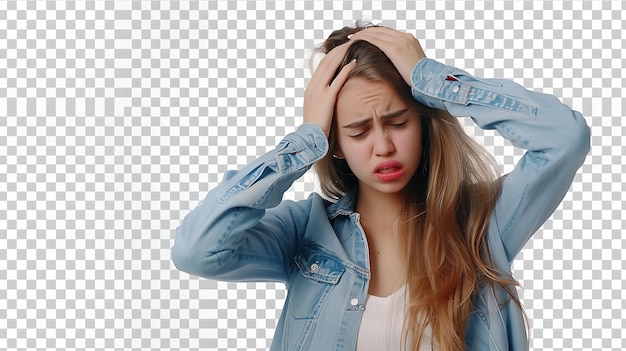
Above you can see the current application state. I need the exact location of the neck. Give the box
[355,186,404,228]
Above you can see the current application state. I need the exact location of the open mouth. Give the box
[377,166,400,173]
[374,161,405,181]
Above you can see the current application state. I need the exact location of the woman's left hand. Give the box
[348,26,426,87]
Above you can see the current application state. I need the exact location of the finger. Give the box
[348,26,400,42]
[329,58,357,90]
[349,28,411,52]
[309,41,353,87]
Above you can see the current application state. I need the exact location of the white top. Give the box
[356,285,436,351]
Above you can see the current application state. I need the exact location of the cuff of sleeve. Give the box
[411,58,539,117]
[295,122,330,153]
[273,122,329,173]
[410,58,472,110]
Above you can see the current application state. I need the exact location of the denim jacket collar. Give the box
[325,187,358,219]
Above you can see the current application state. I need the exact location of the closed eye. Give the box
[389,121,407,128]
[350,130,368,139]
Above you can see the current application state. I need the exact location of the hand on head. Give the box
[304,26,426,139]
[347,26,426,87]
[303,41,357,138]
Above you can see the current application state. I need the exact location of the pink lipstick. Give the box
[374,160,405,181]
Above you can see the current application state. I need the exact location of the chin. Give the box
[373,182,410,195]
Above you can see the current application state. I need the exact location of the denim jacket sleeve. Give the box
[411,58,591,264]
[171,122,329,283]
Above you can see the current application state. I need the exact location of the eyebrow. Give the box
[341,108,409,129]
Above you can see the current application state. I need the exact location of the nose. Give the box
[373,129,395,156]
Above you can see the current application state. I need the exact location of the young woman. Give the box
[172,23,590,351]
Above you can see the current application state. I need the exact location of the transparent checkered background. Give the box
[0,0,623,350]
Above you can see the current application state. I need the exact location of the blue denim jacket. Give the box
[172,58,590,350]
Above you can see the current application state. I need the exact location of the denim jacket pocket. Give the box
[288,241,346,320]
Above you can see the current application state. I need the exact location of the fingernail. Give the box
[347,34,353,40]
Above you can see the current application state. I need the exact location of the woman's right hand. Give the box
[303,42,357,138]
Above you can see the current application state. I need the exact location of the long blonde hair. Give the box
[313,22,526,350]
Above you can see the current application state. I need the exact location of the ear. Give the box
[332,147,345,160]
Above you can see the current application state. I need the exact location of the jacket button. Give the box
[350,298,358,306]
[310,263,319,273]
[452,85,460,93]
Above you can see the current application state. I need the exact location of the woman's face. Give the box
[334,77,423,197]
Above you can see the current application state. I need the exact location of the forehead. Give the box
[335,77,407,122]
